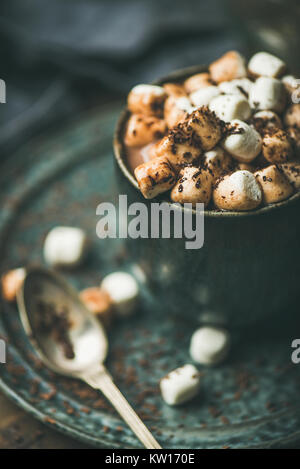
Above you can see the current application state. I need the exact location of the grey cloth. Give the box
[0,0,243,157]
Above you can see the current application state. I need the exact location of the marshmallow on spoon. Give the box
[255,165,293,204]
[190,326,230,365]
[44,227,88,268]
[124,114,167,147]
[184,73,213,94]
[209,94,251,122]
[209,50,247,84]
[128,84,167,117]
[249,77,286,113]
[170,166,213,207]
[213,170,262,211]
[262,129,293,164]
[248,52,286,78]
[222,120,262,162]
[134,156,177,199]
[1,268,26,302]
[160,364,201,406]
[101,272,139,316]
[190,86,220,108]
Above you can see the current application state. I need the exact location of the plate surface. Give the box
[0,105,300,449]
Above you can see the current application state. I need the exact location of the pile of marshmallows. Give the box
[125,51,300,211]
[2,226,231,407]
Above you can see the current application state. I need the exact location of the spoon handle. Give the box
[84,368,162,449]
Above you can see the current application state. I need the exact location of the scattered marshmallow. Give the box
[252,110,283,133]
[284,104,300,128]
[209,94,251,122]
[160,364,201,406]
[134,156,177,199]
[248,52,286,78]
[209,51,247,84]
[164,96,194,128]
[249,77,286,113]
[204,147,233,180]
[190,86,220,108]
[43,227,88,268]
[79,287,113,328]
[170,166,213,207]
[128,84,166,117]
[101,272,139,316]
[124,114,167,147]
[1,268,26,302]
[184,73,213,94]
[280,160,300,190]
[262,129,293,164]
[213,170,262,211]
[222,120,262,162]
[189,326,230,365]
[255,165,293,204]
[218,78,253,96]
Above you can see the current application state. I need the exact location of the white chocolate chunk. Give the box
[160,364,201,406]
[209,94,251,122]
[190,326,230,365]
[1,268,26,302]
[101,272,139,316]
[44,227,88,268]
[248,52,286,78]
[218,78,253,96]
[213,170,262,211]
[190,86,220,107]
[222,120,262,162]
[249,77,286,113]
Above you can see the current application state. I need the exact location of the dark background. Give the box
[0,0,299,160]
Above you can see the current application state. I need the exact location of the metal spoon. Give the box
[17,266,161,449]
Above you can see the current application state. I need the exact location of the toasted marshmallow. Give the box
[163,82,187,97]
[186,107,223,151]
[164,96,194,128]
[124,114,167,147]
[213,170,262,211]
[262,129,293,164]
[218,78,253,97]
[1,268,26,302]
[184,73,213,94]
[209,94,251,122]
[128,84,166,117]
[287,126,300,157]
[248,52,286,78]
[222,120,262,162]
[249,77,286,113]
[134,156,177,199]
[101,272,139,316]
[204,147,233,180]
[279,160,300,190]
[252,110,283,133]
[209,51,247,84]
[190,86,220,108]
[282,75,300,96]
[284,104,300,128]
[160,364,201,406]
[255,165,293,204]
[236,163,255,172]
[155,132,201,168]
[190,327,230,365]
[170,166,213,207]
[44,227,88,268]
[79,287,113,328]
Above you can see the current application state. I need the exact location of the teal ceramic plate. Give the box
[0,105,300,448]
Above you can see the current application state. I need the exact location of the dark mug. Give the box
[114,65,300,330]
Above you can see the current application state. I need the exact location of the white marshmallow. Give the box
[44,227,88,268]
[249,77,286,113]
[222,119,262,162]
[131,84,165,96]
[160,364,201,406]
[218,78,253,96]
[248,52,286,78]
[282,75,299,94]
[190,86,220,107]
[209,94,251,122]
[101,272,139,316]
[190,326,230,365]
[213,170,262,211]
[174,96,194,113]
